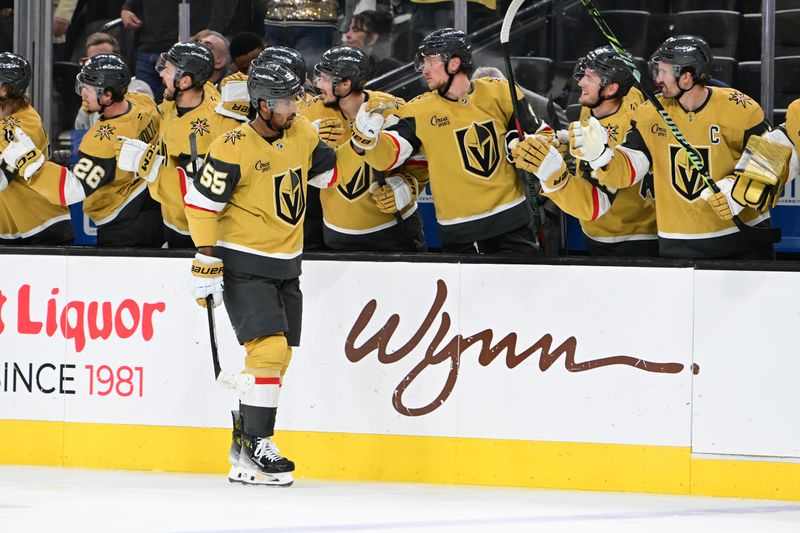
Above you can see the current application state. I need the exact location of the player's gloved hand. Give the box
[700,176,744,221]
[216,73,250,120]
[115,136,163,183]
[368,175,416,213]
[553,129,570,160]
[511,135,569,193]
[364,92,401,117]
[312,117,347,146]
[2,127,44,180]
[569,116,612,169]
[351,101,385,151]
[191,253,224,308]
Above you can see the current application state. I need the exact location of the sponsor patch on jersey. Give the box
[274,167,306,225]
[338,165,370,200]
[255,160,271,172]
[454,120,500,179]
[669,145,711,201]
[430,115,450,127]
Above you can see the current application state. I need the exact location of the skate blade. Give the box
[227,464,243,484]
[238,469,294,487]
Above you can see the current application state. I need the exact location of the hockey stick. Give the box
[204,296,256,392]
[501,0,542,233]
[578,0,780,243]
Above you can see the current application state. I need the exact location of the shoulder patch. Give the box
[94,124,116,141]
[190,118,211,136]
[223,130,246,144]
[728,91,753,108]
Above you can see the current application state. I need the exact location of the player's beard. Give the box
[163,86,176,102]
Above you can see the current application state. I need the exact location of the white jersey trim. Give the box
[583,231,658,243]
[382,130,414,171]
[323,204,418,235]
[658,212,771,240]
[438,195,526,226]
[184,181,226,212]
[92,181,148,226]
[0,213,72,240]
[616,145,650,186]
[217,240,303,260]
[163,219,191,236]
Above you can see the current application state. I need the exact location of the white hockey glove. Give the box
[511,135,569,193]
[115,136,163,183]
[312,117,347,147]
[191,253,224,308]
[701,176,745,221]
[2,127,45,180]
[369,175,415,213]
[351,101,386,151]
[569,116,612,169]
[215,74,250,120]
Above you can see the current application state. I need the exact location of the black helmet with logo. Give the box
[573,45,635,97]
[158,41,214,89]
[415,28,473,72]
[0,52,32,98]
[314,46,370,91]
[650,35,712,82]
[248,62,303,110]
[255,46,307,85]
[77,53,131,99]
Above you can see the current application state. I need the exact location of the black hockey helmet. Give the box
[76,53,131,100]
[157,41,214,90]
[248,62,303,110]
[573,45,635,97]
[0,52,32,98]
[314,46,370,91]
[650,35,712,83]
[415,28,473,73]
[254,46,307,85]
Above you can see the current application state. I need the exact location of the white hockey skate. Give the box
[227,410,243,483]
[236,435,295,487]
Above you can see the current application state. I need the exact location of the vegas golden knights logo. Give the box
[454,120,500,179]
[338,164,371,200]
[670,145,711,201]
[274,167,306,225]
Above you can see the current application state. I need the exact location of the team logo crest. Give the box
[190,118,210,136]
[274,167,306,225]
[338,164,370,200]
[2,116,20,131]
[454,120,500,179]
[728,92,752,108]
[670,145,711,201]
[94,124,116,141]
[605,123,620,143]
[224,130,245,145]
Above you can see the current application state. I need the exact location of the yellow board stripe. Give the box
[2,420,799,501]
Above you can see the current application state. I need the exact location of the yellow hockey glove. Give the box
[2,127,45,180]
[730,134,792,210]
[368,174,417,213]
[511,135,569,193]
[701,176,744,221]
[364,92,401,116]
[115,136,163,183]
[216,72,250,120]
[312,117,347,147]
[191,253,224,308]
[569,116,612,169]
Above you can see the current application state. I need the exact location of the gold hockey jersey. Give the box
[184,117,341,279]
[0,106,72,242]
[301,91,427,248]
[365,77,545,244]
[546,88,657,247]
[28,92,161,225]
[150,83,241,236]
[598,86,770,258]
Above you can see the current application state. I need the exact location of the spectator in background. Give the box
[121,0,236,102]
[53,0,78,60]
[343,10,402,79]
[229,31,266,73]
[75,32,154,130]
[262,0,338,77]
[194,29,235,87]
[471,66,566,128]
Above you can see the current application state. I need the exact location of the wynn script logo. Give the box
[345,279,685,417]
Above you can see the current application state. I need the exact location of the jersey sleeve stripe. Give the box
[184,181,226,212]
[616,145,650,186]
[381,130,412,172]
[58,165,67,205]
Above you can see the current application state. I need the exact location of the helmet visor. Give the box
[414,53,444,73]
[267,92,302,112]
